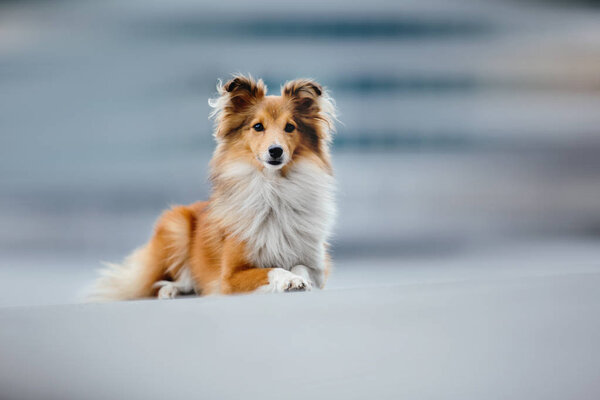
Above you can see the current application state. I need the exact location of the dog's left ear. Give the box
[282,79,336,139]
[282,79,323,115]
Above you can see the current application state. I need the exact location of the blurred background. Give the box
[2,0,600,306]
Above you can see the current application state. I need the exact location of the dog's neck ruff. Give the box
[210,161,335,270]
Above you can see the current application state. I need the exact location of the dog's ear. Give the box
[209,74,266,138]
[282,79,336,141]
[282,79,323,115]
[222,75,266,110]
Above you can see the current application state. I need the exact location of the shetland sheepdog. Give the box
[90,75,336,300]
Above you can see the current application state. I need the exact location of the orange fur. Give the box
[90,75,335,300]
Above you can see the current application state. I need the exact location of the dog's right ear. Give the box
[209,75,266,138]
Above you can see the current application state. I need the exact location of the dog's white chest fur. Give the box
[212,161,335,271]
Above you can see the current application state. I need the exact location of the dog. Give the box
[90,75,336,300]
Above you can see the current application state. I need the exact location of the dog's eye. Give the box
[284,123,295,133]
[253,123,264,132]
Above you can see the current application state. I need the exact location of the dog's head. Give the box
[209,75,335,172]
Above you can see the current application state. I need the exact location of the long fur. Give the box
[89,74,336,301]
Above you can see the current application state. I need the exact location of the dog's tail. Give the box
[87,205,196,302]
[87,245,161,302]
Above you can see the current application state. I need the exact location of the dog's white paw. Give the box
[156,283,179,299]
[260,268,312,293]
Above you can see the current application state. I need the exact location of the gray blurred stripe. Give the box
[133,16,493,40]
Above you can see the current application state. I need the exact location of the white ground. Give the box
[1,258,599,400]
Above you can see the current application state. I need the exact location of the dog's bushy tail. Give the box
[87,245,159,301]
[87,205,196,302]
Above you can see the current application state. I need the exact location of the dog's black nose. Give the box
[268,145,283,159]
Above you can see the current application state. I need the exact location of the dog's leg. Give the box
[291,245,331,289]
[220,238,310,294]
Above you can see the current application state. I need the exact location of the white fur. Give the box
[257,268,311,293]
[210,160,335,288]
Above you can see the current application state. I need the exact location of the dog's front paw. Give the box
[261,268,312,293]
[283,276,310,292]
